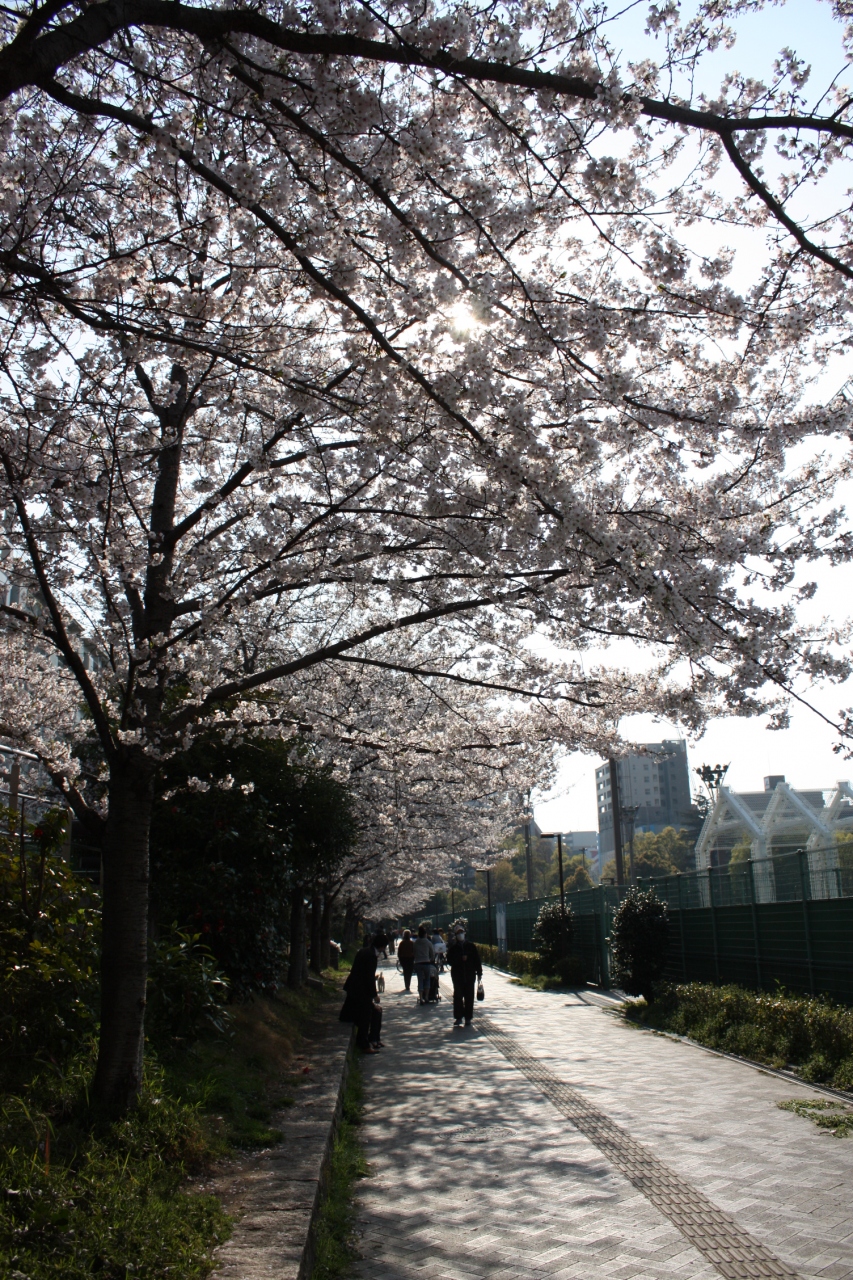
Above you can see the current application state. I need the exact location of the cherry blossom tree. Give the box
[1,0,853,1108]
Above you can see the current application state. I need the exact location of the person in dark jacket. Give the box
[339,932,388,1052]
[447,925,482,1026]
[397,928,415,991]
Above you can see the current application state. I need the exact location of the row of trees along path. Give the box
[1,0,853,1108]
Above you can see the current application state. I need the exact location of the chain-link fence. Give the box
[405,845,853,1001]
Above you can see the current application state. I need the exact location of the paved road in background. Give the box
[354,963,852,1280]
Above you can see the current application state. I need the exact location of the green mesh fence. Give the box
[404,845,853,1000]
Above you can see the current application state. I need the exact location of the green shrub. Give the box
[147,926,231,1042]
[610,888,668,1001]
[552,955,586,987]
[629,982,853,1090]
[478,944,586,984]
[531,900,574,970]
[0,810,100,1091]
[504,949,536,975]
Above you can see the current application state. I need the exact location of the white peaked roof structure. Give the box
[695,778,853,901]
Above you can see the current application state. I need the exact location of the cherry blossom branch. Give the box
[0,451,118,756]
[719,132,853,282]
[332,653,603,705]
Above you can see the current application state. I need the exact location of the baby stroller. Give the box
[425,962,441,1003]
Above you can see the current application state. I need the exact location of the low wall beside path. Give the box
[206,1011,354,1280]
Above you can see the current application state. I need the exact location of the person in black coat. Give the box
[339,932,388,1053]
[447,925,482,1026]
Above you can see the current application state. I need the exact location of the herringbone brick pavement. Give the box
[353,963,853,1280]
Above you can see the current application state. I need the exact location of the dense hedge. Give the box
[628,982,853,1091]
[478,944,585,986]
[610,888,668,1002]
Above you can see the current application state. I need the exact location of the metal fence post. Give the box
[598,885,610,989]
[677,874,687,980]
[708,867,720,983]
[748,858,762,990]
[798,849,815,995]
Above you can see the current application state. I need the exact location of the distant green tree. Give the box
[475,859,527,903]
[543,848,595,894]
[728,837,753,870]
[632,835,677,878]
[564,862,594,893]
[651,827,695,872]
[602,826,694,883]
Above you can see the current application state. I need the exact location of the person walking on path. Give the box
[447,925,482,1026]
[339,931,388,1053]
[397,928,415,991]
[413,924,435,1004]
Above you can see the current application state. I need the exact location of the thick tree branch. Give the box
[720,132,853,281]
[3,0,851,143]
[333,652,604,705]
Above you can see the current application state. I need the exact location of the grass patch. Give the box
[778,1099,853,1138]
[0,982,342,1280]
[625,982,853,1092]
[0,1048,230,1280]
[311,1057,369,1280]
[163,985,328,1152]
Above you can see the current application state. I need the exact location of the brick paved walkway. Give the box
[354,963,853,1280]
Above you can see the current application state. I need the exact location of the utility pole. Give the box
[524,789,534,899]
[608,758,626,886]
[485,869,493,946]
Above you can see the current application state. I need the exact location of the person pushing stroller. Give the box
[413,924,435,1004]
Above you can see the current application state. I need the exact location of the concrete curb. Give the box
[299,1024,357,1280]
[209,1018,356,1280]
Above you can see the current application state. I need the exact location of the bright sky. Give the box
[534,0,853,835]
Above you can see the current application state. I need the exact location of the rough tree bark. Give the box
[287,891,306,988]
[309,892,322,974]
[342,900,359,948]
[92,753,155,1112]
[320,892,334,970]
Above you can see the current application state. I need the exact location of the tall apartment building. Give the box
[596,740,692,857]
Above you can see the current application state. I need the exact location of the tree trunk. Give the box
[320,893,333,970]
[92,754,155,1113]
[342,899,359,947]
[287,890,305,988]
[309,892,322,973]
